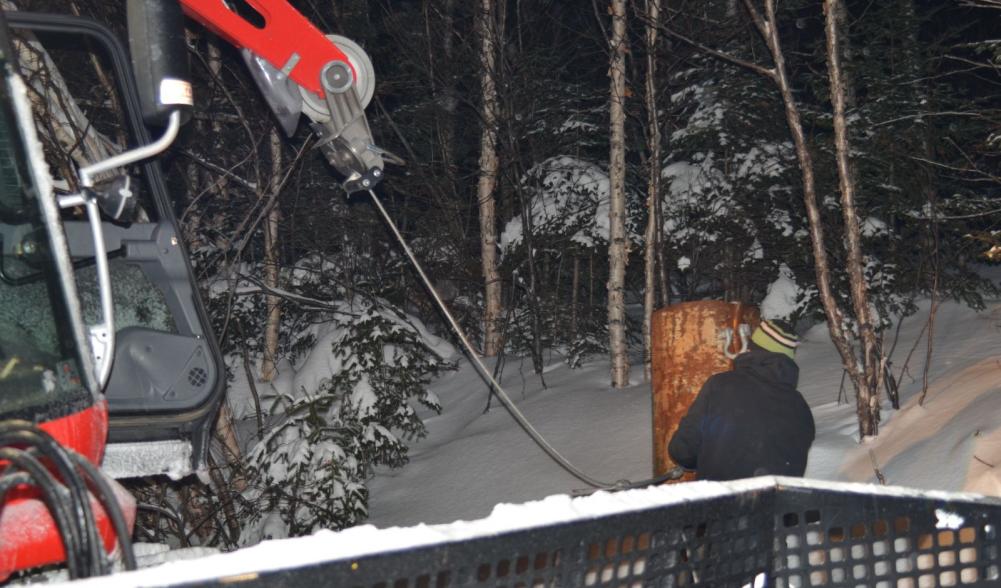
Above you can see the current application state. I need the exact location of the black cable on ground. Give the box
[615,467,686,490]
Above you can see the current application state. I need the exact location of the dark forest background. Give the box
[12,0,1001,545]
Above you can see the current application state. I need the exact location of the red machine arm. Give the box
[179,0,386,192]
[179,0,354,97]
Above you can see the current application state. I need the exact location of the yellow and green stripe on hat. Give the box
[750,319,799,359]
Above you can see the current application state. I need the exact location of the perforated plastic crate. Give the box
[157,478,1001,588]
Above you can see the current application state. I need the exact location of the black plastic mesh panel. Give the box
[177,485,1001,588]
[772,488,1001,587]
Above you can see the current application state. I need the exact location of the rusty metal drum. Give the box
[651,301,760,478]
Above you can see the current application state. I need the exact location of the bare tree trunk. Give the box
[655,180,670,308]
[736,0,859,402]
[920,193,940,405]
[261,130,283,382]
[658,250,670,307]
[206,458,240,546]
[211,400,246,544]
[214,403,243,473]
[652,230,668,308]
[824,0,880,436]
[515,183,546,375]
[608,0,630,388]
[642,0,662,383]
[425,0,458,199]
[589,253,594,310]
[898,0,939,405]
[206,38,230,199]
[572,256,580,336]
[181,34,229,249]
[477,0,503,357]
[441,0,458,196]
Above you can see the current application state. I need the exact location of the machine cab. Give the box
[2,10,224,478]
[0,28,101,454]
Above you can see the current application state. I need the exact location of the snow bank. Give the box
[838,356,1001,493]
[803,300,1001,496]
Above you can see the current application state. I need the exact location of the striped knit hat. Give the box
[750,319,799,360]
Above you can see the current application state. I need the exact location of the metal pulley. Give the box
[300,34,375,121]
[307,35,388,192]
[239,32,387,191]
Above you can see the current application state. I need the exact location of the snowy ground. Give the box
[366,353,654,526]
[807,299,1001,494]
[365,297,1001,527]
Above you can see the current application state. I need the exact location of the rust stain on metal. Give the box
[651,301,759,480]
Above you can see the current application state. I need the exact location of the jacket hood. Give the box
[734,349,799,388]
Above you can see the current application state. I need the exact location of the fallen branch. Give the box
[973,455,995,468]
[869,450,887,485]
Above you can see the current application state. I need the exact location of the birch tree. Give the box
[608,0,630,388]
[477,0,503,357]
[823,0,881,435]
[261,129,283,382]
[737,0,879,438]
[642,0,662,382]
[663,0,882,436]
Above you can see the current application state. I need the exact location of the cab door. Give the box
[6,13,224,478]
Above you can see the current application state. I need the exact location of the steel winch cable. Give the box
[367,189,684,491]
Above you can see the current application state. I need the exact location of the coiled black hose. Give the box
[71,453,137,570]
[0,419,136,578]
[0,446,85,577]
[0,424,103,575]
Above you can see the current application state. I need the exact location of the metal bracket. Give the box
[57,192,115,387]
[723,323,752,359]
[61,110,181,387]
[311,75,384,192]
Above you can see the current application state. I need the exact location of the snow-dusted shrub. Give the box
[664,57,801,304]
[201,254,452,542]
[501,156,615,254]
[237,299,449,541]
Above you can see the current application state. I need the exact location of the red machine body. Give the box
[36,401,109,467]
[0,401,137,582]
[179,0,356,96]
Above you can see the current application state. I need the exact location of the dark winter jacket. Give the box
[667,349,815,481]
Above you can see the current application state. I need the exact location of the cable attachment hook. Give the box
[722,323,752,359]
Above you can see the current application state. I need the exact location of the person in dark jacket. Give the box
[668,319,815,481]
